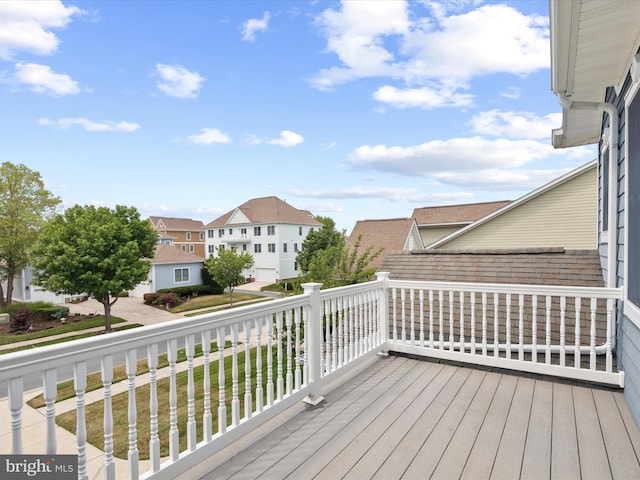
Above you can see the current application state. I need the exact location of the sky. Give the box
[0,0,595,234]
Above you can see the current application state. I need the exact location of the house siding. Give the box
[434,167,597,250]
[420,225,461,246]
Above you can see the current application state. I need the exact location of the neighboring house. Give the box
[550,0,640,426]
[205,196,323,283]
[130,244,205,297]
[412,200,510,246]
[149,216,206,257]
[428,160,597,250]
[346,218,424,271]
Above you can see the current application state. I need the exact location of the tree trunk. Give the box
[0,282,5,308]
[229,287,234,308]
[102,297,112,333]
[4,271,14,306]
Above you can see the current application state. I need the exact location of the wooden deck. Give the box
[188,355,640,480]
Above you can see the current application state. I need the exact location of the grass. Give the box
[27,340,232,408]
[56,347,285,460]
[0,316,126,346]
[169,293,267,314]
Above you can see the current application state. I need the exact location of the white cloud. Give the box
[187,128,231,145]
[310,1,548,108]
[288,185,472,203]
[433,168,574,191]
[373,84,473,109]
[14,62,80,96]
[242,11,270,42]
[38,117,140,132]
[0,0,84,60]
[155,64,205,99]
[267,130,304,147]
[348,137,593,177]
[470,110,562,140]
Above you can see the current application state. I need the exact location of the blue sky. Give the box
[0,0,594,233]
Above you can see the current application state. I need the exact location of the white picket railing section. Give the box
[386,279,624,387]
[0,273,624,479]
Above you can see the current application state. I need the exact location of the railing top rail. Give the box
[318,279,384,301]
[0,292,311,380]
[387,279,623,299]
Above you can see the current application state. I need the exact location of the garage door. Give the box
[254,268,276,283]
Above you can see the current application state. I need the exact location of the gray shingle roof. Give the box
[205,196,322,228]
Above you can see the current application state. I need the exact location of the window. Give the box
[267,225,275,235]
[294,243,298,252]
[186,232,191,241]
[294,261,298,271]
[242,244,247,251]
[208,245,215,253]
[208,229,214,238]
[254,226,261,236]
[200,232,205,241]
[218,229,224,237]
[181,245,186,251]
[268,243,276,253]
[229,228,233,235]
[241,228,247,237]
[254,244,262,253]
[189,245,194,253]
[219,244,225,252]
[299,226,303,235]
[283,243,287,253]
[174,268,189,283]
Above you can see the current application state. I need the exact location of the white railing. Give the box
[0,274,625,479]
[386,278,624,387]
[0,280,387,480]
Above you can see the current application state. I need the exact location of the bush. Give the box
[156,284,221,298]
[201,269,225,295]
[10,308,30,331]
[143,292,160,305]
[1,302,69,324]
[154,292,180,308]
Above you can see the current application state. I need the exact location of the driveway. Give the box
[66,296,183,326]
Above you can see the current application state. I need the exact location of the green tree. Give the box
[204,247,254,307]
[0,162,61,307]
[31,205,157,332]
[335,235,384,285]
[297,216,345,283]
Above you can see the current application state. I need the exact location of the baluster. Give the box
[216,327,227,434]
[419,289,425,346]
[286,310,293,396]
[505,293,511,359]
[410,288,415,345]
[575,298,582,368]
[355,295,362,356]
[331,299,338,368]
[323,301,330,371]
[532,295,538,363]
[43,368,57,454]
[493,293,499,358]
[428,290,434,348]
[125,350,139,479]
[337,297,344,367]
[185,334,196,451]
[231,323,240,425]
[275,312,284,399]
[481,292,487,356]
[449,291,455,351]
[146,345,160,473]
[590,297,597,370]
[459,291,465,353]
[365,291,371,349]
[302,307,309,386]
[606,298,614,373]
[470,292,476,355]
[202,330,212,441]
[8,377,23,454]
[266,316,274,407]
[244,319,253,418]
[167,338,179,459]
[392,287,398,342]
[518,294,524,361]
[295,307,302,389]
[560,296,566,367]
[439,290,445,350]
[101,355,115,480]
[75,362,88,480]
[255,318,264,412]
[399,288,406,343]
[545,296,552,364]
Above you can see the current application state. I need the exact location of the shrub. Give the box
[10,308,30,331]
[143,292,160,305]
[154,292,180,308]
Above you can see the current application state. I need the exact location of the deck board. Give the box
[190,356,640,480]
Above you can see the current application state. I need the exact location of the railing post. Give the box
[303,282,325,405]
[376,272,390,355]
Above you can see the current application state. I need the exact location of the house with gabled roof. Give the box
[149,216,206,257]
[412,200,510,246]
[205,196,322,283]
[346,217,423,271]
[428,160,597,250]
